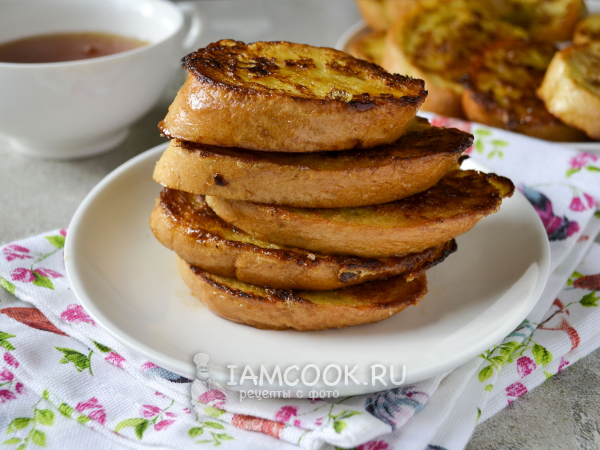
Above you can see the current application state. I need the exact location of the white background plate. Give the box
[66,144,550,396]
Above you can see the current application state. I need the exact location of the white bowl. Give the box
[0,0,201,159]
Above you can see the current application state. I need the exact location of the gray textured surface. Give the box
[0,1,599,449]
[468,349,600,450]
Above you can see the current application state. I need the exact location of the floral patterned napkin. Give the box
[1,115,600,450]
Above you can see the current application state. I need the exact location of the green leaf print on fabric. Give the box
[44,236,65,249]
[0,276,16,295]
[532,344,553,366]
[0,331,16,351]
[58,404,73,418]
[55,347,93,375]
[92,341,111,353]
[4,397,55,449]
[203,406,225,419]
[472,128,507,160]
[115,418,150,440]
[580,292,599,308]
[31,273,53,290]
[188,422,235,446]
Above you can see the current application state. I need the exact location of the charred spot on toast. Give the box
[181,39,426,107]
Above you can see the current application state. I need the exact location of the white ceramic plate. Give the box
[335,1,600,154]
[66,144,550,396]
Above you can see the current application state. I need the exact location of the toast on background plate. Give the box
[381,0,526,118]
[159,40,427,153]
[348,29,386,65]
[354,0,420,31]
[538,42,600,140]
[461,38,587,141]
[499,0,586,42]
[573,13,600,44]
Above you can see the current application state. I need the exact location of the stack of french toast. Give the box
[351,0,600,142]
[149,40,514,331]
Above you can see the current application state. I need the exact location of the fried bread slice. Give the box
[159,40,427,153]
[381,0,526,117]
[206,169,514,258]
[500,0,585,43]
[152,118,472,208]
[355,0,419,31]
[537,43,600,140]
[461,38,586,141]
[176,256,428,330]
[151,188,457,290]
[347,29,386,65]
[574,13,600,45]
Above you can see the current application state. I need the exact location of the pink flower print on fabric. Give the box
[3,244,33,262]
[0,368,14,382]
[584,193,598,208]
[570,197,586,212]
[105,351,125,368]
[60,229,68,237]
[76,397,102,412]
[569,153,598,170]
[11,268,35,283]
[0,389,16,403]
[516,356,536,378]
[154,419,175,431]
[506,382,528,404]
[358,440,390,450]
[35,268,63,279]
[198,389,226,409]
[141,405,162,418]
[275,406,297,422]
[88,409,107,425]
[15,382,24,394]
[558,357,570,373]
[76,397,106,425]
[60,304,95,325]
[4,352,18,368]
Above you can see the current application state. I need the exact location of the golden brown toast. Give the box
[537,42,600,140]
[177,256,428,330]
[461,38,586,142]
[381,0,526,118]
[355,0,420,31]
[347,29,386,65]
[152,118,472,208]
[206,169,514,258]
[500,0,585,42]
[151,188,457,290]
[159,40,427,153]
[574,13,600,44]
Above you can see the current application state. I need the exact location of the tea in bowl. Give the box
[0,0,201,159]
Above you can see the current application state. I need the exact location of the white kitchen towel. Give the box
[1,117,600,450]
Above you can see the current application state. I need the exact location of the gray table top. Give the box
[0,1,598,448]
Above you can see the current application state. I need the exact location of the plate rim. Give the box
[65,143,551,395]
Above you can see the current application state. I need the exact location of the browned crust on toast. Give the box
[151,188,457,290]
[152,118,472,208]
[159,40,427,152]
[205,169,514,258]
[177,256,428,330]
